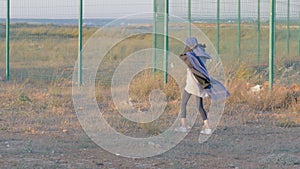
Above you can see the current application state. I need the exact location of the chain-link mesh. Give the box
[0,0,299,84]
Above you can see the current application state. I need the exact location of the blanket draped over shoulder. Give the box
[179,52,230,102]
[179,53,211,89]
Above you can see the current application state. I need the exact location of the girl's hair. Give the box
[183,46,192,53]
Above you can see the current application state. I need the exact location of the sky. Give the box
[0,0,299,19]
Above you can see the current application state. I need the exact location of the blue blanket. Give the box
[186,51,230,102]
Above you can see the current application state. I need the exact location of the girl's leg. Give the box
[196,97,209,129]
[180,90,192,127]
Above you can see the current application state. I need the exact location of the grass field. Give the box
[0,22,300,168]
[1,22,299,81]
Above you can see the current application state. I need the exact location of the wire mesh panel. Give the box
[0,0,299,85]
[275,0,300,85]
[0,0,6,78]
[7,0,78,81]
[169,0,300,85]
[84,0,152,18]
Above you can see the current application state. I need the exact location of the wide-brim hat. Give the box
[185,37,212,59]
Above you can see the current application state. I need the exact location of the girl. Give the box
[176,37,229,134]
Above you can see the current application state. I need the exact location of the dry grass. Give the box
[0,79,78,135]
[1,67,298,139]
[224,63,300,126]
[94,69,180,136]
[129,69,180,104]
[0,23,299,136]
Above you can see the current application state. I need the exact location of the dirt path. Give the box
[1,120,299,169]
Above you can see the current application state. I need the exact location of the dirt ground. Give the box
[0,80,300,169]
[1,111,299,169]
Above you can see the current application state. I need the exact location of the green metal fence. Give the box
[1,0,300,89]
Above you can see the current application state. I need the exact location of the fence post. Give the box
[257,0,261,65]
[286,0,290,57]
[216,0,220,62]
[6,0,10,80]
[78,0,83,86]
[299,12,300,55]
[188,0,191,37]
[153,0,157,73]
[238,0,241,58]
[164,0,169,83]
[269,0,276,92]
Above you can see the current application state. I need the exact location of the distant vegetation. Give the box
[0,22,299,83]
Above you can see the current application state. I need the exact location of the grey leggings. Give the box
[180,90,208,120]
